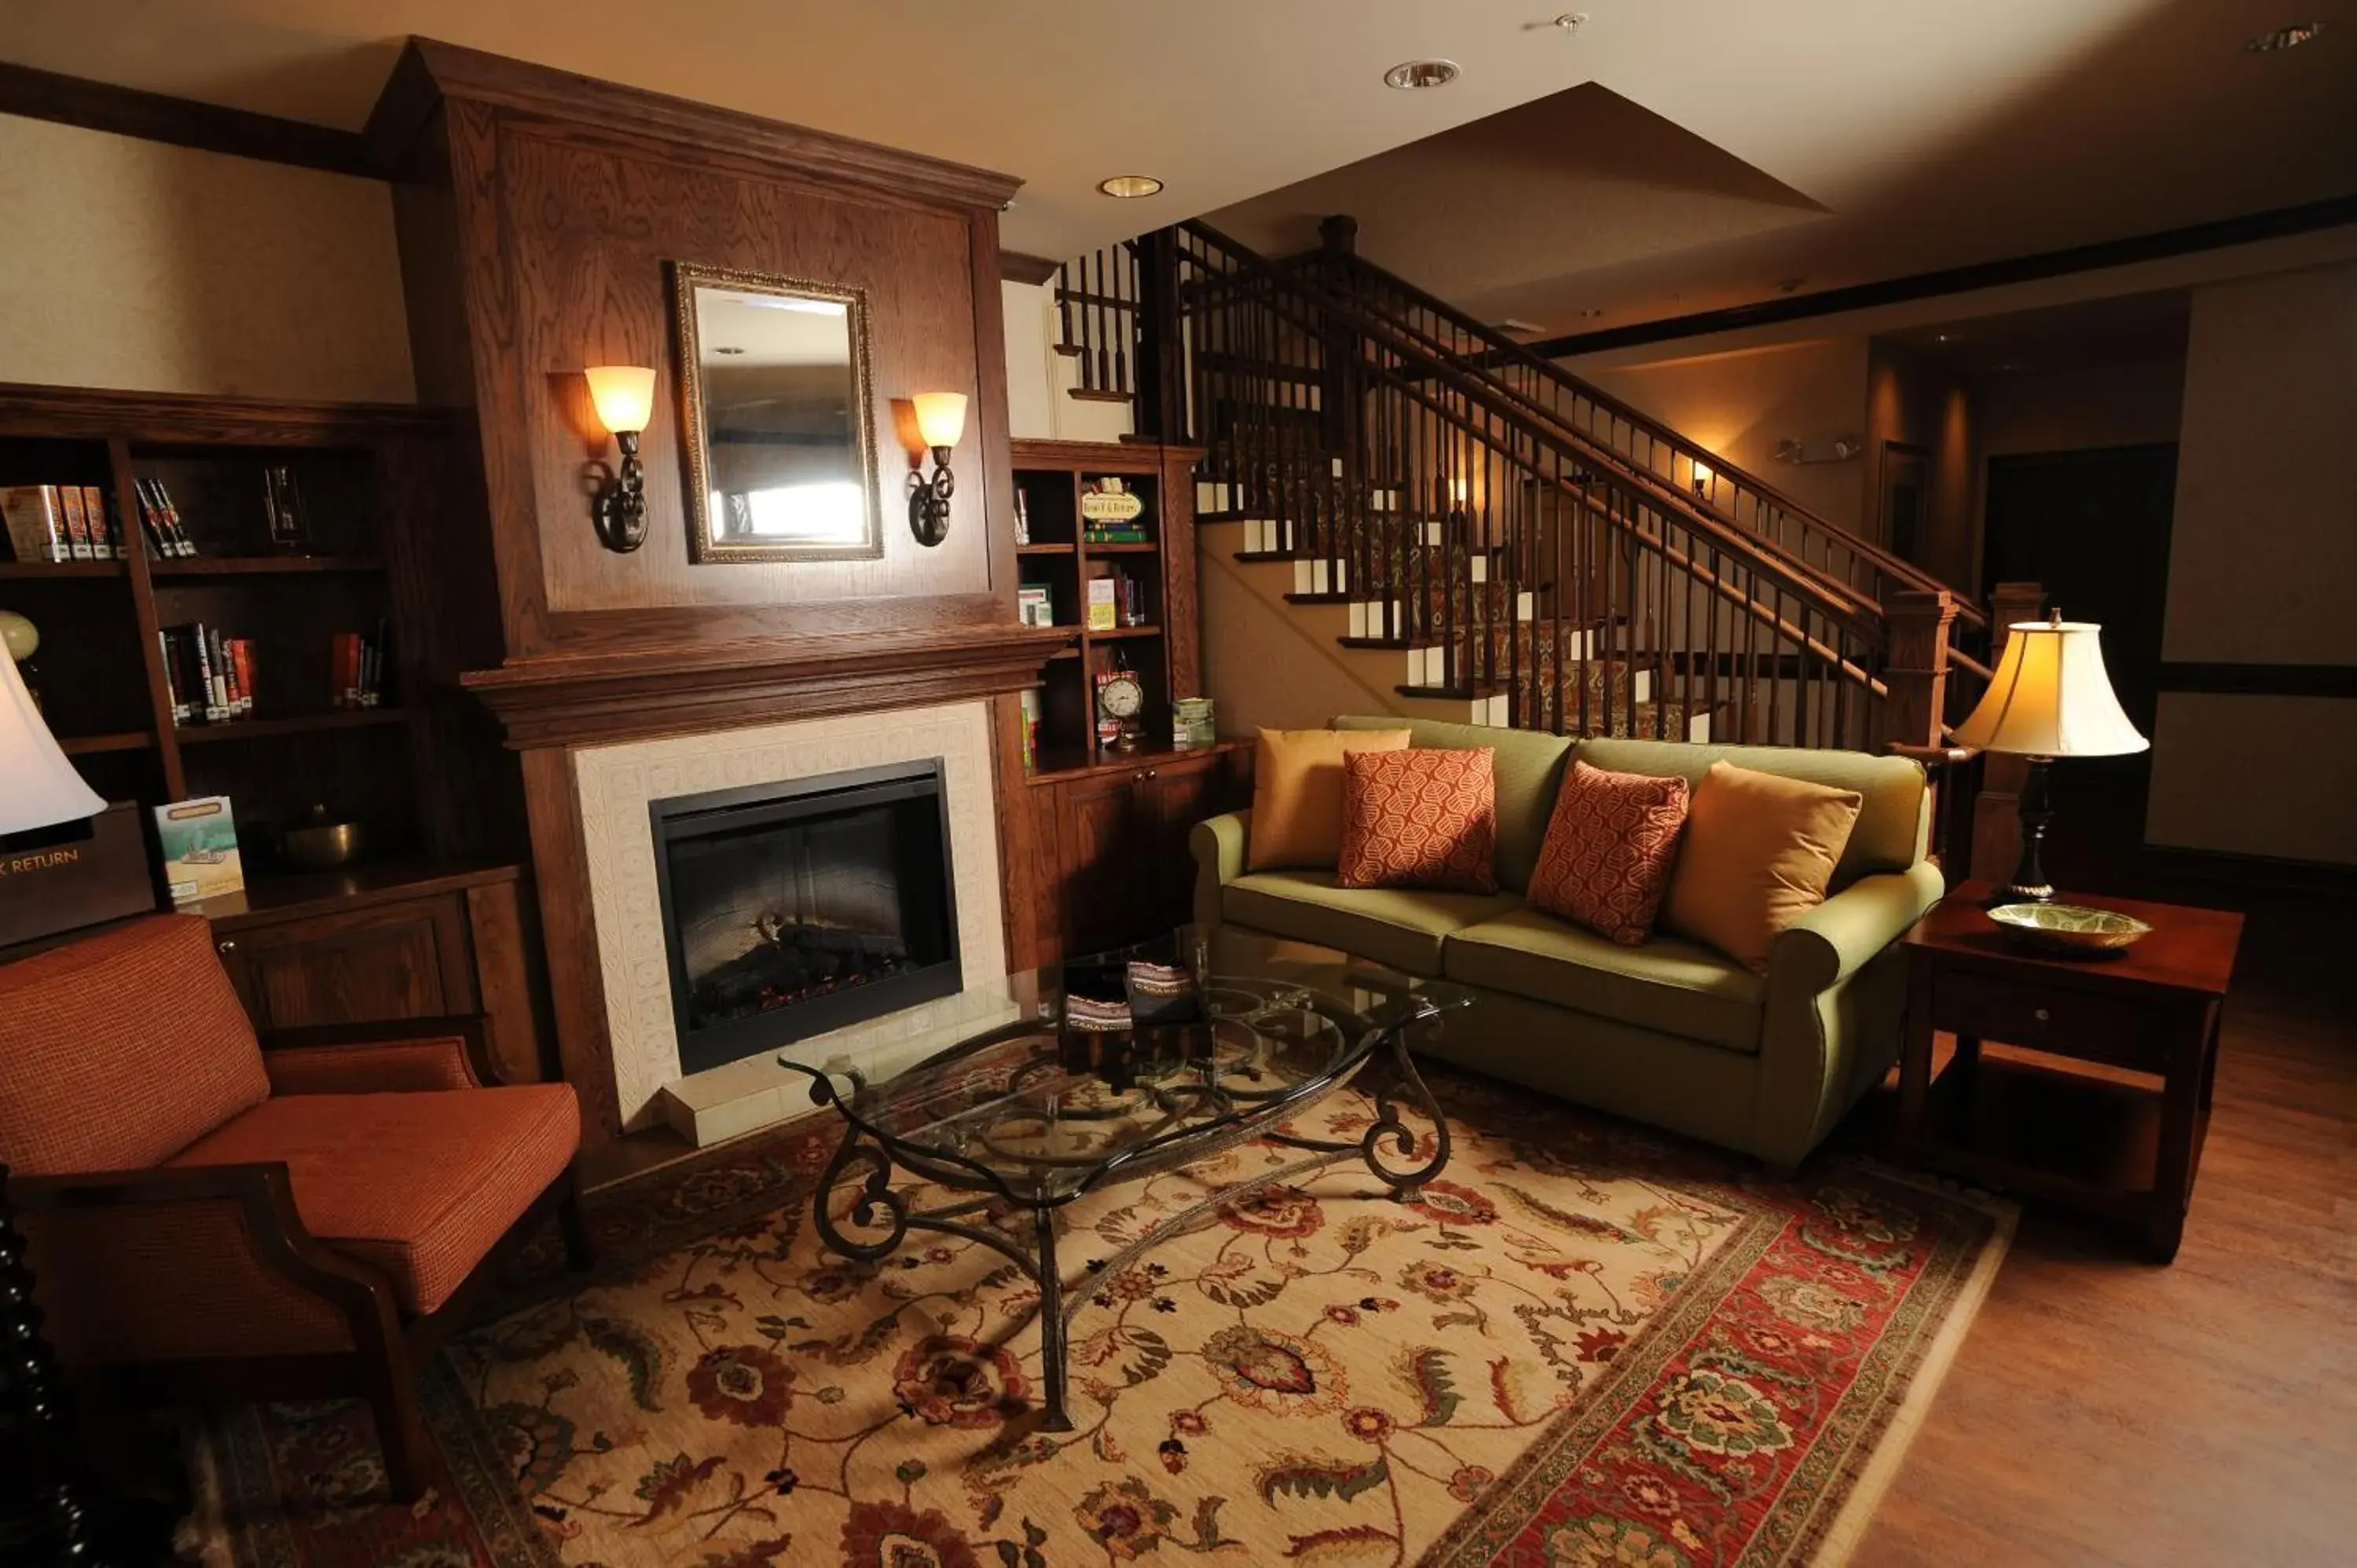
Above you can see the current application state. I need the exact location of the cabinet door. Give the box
[1146,760,1217,933]
[218,894,475,1032]
[1056,773,1143,955]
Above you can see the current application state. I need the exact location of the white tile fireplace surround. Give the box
[572,698,1012,1144]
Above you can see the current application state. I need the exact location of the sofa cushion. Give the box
[1223,871,1519,976]
[1247,727,1412,870]
[1527,761,1691,945]
[170,1083,580,1313]
[1443,908,1765,1053]
[1574,738,1923,887]
[1662,761,1862,974]
[1337,747,1498,892]
[1331,716,1571,893]
[0,914,269,1176]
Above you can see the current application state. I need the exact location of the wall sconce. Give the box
[585,365,655,553]
[1691,461,1713,500]
[907,392,967,548]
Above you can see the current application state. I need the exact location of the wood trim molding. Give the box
[1524,193,2357,359]
[0,60,375,178]
[0,379,450,443]
[367,39,1021,212]
[461,624,1075,749]
[2142,844,2357,896]
[1001,251,1062,286]
[2156,662,2357,699]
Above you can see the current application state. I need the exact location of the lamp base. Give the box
[1983,754,2058,907]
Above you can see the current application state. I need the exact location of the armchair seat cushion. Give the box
[1443,909,1766,1053]
[170,1083,579,1313]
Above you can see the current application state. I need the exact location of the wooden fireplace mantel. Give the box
[462,622,1075,751]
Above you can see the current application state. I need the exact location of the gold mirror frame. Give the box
[669,261,885,564]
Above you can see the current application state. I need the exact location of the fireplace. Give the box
[650,760,962,1077]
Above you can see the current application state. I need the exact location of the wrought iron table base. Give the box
[801,1024,1450,1431]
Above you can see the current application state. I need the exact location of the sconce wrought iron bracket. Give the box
[908,448,955,548]
[593,432,648,553]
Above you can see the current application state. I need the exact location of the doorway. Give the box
[1980,444,2177,892]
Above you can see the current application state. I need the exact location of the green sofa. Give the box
[1189,716,1943,1166]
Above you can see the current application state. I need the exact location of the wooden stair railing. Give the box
[1047,222,2004,757]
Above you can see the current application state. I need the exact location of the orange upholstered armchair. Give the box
[0,913,585,1501]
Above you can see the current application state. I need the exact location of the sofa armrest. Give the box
[1769,863,1945,998]
[1753,861,1944,1165]
[7,1163,399,1361]
[258,1015,497,1092]
[1191,809,1252,929]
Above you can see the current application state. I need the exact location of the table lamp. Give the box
[1951,609,2148,904]
[0,633,104,841]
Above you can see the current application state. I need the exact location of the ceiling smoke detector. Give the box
[1384,59,1461,90]
[2245,21,2323,51]
[1098,174,1164,199]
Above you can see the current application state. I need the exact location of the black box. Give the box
[0,802,159,947]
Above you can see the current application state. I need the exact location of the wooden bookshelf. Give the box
[0,380,523,909]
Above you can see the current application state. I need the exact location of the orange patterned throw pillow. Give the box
[1527,761,1692,945]
[1336,747,1498,892]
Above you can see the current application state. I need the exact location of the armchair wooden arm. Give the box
[256,1014,501,1094]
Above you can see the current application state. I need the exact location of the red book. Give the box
[56,484,94,560]
[230,639,256,716]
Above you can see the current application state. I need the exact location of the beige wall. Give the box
[1568,337,1873,533]
[0,115,413,402]
[2146,694,2357,866]
[2163,262,2357,666]
[1000,275,1132,443]
[1865,340,1977,587]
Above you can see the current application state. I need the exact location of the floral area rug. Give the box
[187,1067,2012,1568]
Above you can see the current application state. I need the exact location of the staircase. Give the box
[1045,220,2006,763]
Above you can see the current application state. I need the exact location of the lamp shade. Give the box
[0,643,105,835]
[911,391,968,450]
[584,365,656,435]
[1952,618,2148,758]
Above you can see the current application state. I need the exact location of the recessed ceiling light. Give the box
[1098,174,1164,199]
[1384,59,1461,90]
[2246,21,2323,50]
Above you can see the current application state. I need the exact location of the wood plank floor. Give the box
[1854,886,2357,1566]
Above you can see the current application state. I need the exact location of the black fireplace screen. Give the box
[651,760,961,1076]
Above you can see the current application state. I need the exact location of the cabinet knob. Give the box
[1146,768,1159,779]
[2033,1006,2051,1022]
[217,940,238,955]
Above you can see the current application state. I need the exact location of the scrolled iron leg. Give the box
[812,1125,911,1264]
[1034,1205,1072,1431]
[1362,1023,1451,1203]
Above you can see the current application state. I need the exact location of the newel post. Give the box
[1881,589,1956,752]
[1968,581,2046,886]
[1131,227,1186,442]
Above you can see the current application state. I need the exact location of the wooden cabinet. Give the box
[206,864,549,1084]
[1024,742,1252,963]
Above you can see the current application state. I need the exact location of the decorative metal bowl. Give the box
[283,811,365,870]
[1987,902,2152,956]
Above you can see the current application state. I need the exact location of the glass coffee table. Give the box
[778,925,1468,1429]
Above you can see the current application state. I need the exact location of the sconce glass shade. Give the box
[912,392,969,451]
[0,645,104,835]
[1952,619,2149,758]
[585,365,657,435]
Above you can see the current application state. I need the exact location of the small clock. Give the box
[1096,671,1146,752]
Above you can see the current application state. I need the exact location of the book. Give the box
[1013,486,1031,547]
[55,484,95,560]
[80,485,117,559]
[138,478,196,556]
[1017,585,1054,628]
[229,636,255,716]
[152,795,244,905]
[0,485,68,563]
[1085,577,1118,632]
[262,463,306,550]
[1017,687,1041,769]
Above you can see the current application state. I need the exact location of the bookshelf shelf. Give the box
[0,561,126,580]
[1015,542,1075,557]
[58,730,156,756]
[1082,541,1159,555]
[150,555,387,577]
[1085,623,1163,640]
[175,709,408,746]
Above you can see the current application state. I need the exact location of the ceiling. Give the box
[1,1,2351,334]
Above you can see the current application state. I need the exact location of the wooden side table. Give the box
[1897,881,2242,1261]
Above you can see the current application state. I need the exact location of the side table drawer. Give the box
[1934,970,2165,1070]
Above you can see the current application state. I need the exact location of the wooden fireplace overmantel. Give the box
[462,621,1076,751]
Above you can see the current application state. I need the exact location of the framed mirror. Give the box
[671,262,883,563]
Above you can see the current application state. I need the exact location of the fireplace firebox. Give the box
[650,760,961,1077]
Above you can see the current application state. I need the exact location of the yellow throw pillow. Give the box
[1662,760,1863,973]
[1248,727,1413,870]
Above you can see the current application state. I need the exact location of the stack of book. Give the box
[134,479,199,558]
[1017,585,1056,627]
[332,625,391,709]
[159,625,257,725]
[1081,520,1152,545]
[1,483,126,562]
